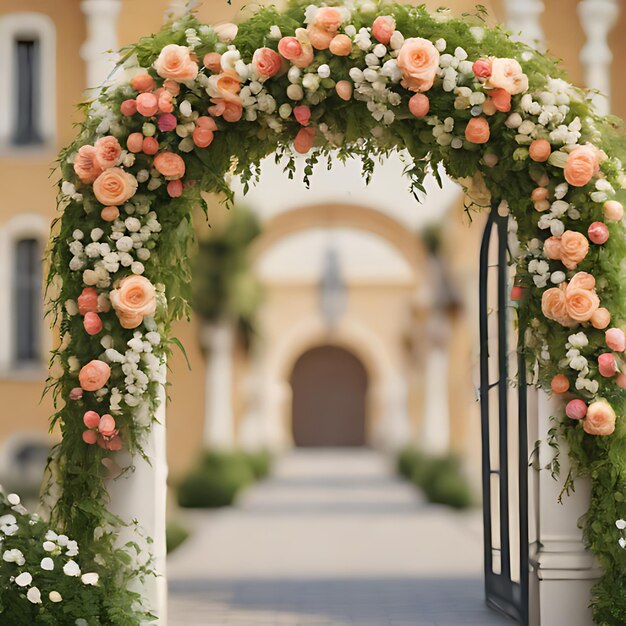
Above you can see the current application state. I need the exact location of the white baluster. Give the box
[504,0,546,51]
[578,0,619,115]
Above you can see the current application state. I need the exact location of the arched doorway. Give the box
[290,345,368,447]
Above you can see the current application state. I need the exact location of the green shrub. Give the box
[166,522,189,553]
[396,447,425,479]
[178,451,254,508]
[423,467,472,509]
[243,450,272,479]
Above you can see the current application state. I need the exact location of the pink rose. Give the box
[203,52,222,73]
[329,34,353,56]
[73,145,103,184]
[98,414,116,437]
[487,58,528,95]
[78,360,111,392]
[335,80,353,101]
[120,99,137,116]
[566,399,587,421]
[69,387,83,401]
[409,93,430,117]
[278,31,314,69]
[606,328,626,352]
[252,47,282,78]
[490,88,511,112]
[153,44,198,82]
[83,312,102,336]
[583,400,616,436]
[294,105,311,126]
[167,179,183,197]
[83,430,97,445]
[78,287,99,315]
[559,231,589,270]
[564,145,600,187]
[588,222,609,245]
[397,38,440,92]
[598,353,617,377]
[158,113,177,132]
[98,434,122,451]
[472,58,492,79]
[110,275,157,329]
[130,73,155,93]
[136,92,159,117]
[465,117,490,144]
[529,139,551,162]
[83,410,100,429]
[617,373,626,389]
[93,168,138,206]
[372,16,396,44]
[153,152,185,180]
[94,136,122,170]
[294,127,315,154]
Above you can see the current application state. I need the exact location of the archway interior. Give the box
[290,345,369,447]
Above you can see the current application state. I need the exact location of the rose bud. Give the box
[588,221,609,245]
[598,353,617,377]
[565,399,587,421]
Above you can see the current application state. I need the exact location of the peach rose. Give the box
[531,187,549,202]
[465,117,490,144]
[603,200,624,222]
[294,127,315,154]
[529,139,551,162]
[153,44,198,82]
[94,136,122,170]
[559,230,589,270]
[543,237,562,260]
[252,48,282,78]
[488,57,528,95]
[329,34,353,56]
[127,132,144,153]
[409,93,430,117]
[208,98,243,123]
[309,6,343,47]
[606,328,626,352]
[278,31,314,68]
[541,286,573,327]
[203,52,223,73]
[93,168,138,206]
[153,152,185,180]
[130,73,155,93]
[564,145,600,187]
[101,206,120,222]
[207,70,241,101]
[569,271,595,291]
[192,126,214,148]
[308,25,334,50]
[163,78,181,96]
[591,307,611,329]
[136,92,159,117]
[397,38,440,92]
[214,23,238,43]
[551,374,570,394]
[490,88,511,112]
[74,145,103,184]
[372,16,396,45]
[583,400,616,436]
[110,275,157,329]
[335,80,353,101]
[564,286,600,323]
[78,360,111,392]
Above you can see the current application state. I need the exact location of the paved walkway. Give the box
[167,449,510,626]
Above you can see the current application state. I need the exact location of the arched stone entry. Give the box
[290,345,368,447]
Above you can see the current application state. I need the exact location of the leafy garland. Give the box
[32,0,626,623]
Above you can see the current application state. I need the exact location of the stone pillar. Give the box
[504,0,545,50]
[200,320,235,449]
[80,0,122,91]
[107,367,168,623]
[528,388,601,626]
[578,0,619,116]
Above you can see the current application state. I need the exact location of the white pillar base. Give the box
[419,346,450,455]
[528,389,600,626]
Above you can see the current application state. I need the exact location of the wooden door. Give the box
[290,345,368,447]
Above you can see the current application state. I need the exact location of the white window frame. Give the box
[0,213,50,377]
[0,12,56,154]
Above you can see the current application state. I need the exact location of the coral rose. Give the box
[130,73,155,93]
[73,145,103,184]
[591,307,611,329]
[252,48,282,78]
[472,58,492,79]
[566,399,587,421]
[209,98,243,123]
[197,116,218,131]
[551,374,570,394]
[583,400,616,436]
[543,237,562,260]
[294,127,315,154]
[153,44,198,82]
[329,34,353,56]
[110,275,157,329]
[598,353,617,377]
[158,91,174,114]
[142,137,159,155]
[564,145,600,187]
[372,16,396,44]
[127,132,144,153]
[83,312,102,336]
[203,52,222,73]
[294,105,311,126]
[83,430,97,445]
[397,38,440,92]
[167,180,183,198]
[120,99,137,116]
[94,136,122,169]
[541,286,572,327]
[529,139,551,162]
[153,152,185,180]
[192,126,214,148]
[93,168,138,206]
[83,410,100,429]
[588,222,609,245]
[335,80,353,101]
[564,286,599,323]
[78,360,111,392]
[490,88,511,112]
[78,287,99,315]
[606,328,626,352]
[559,231,589,270]
[409,93,430,117]
[488,58,528,94]
[136,92,159,117]
[465,117,490,144]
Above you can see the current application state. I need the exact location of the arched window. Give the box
[0,13,55,150]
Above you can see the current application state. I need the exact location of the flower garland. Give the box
[39,0,625,623]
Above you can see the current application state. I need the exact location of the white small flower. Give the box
[81,572,99,586]
[7,494,20,506]
[27,587,42,604]
[286,84,304,100]
[72,229,84,241]
[131,262,145,275]
[454,46,468,60]
[287,66,301,84]
[550,220,565,237]
[434,38,446,52]
[373,43,387,58]
[41,557,54,571]
[63,560,81,577]
[49,591,62,603]
[616,519,626,530]
[619,538,626,549]
[302,74,320,91]
[269,25,281,39]
[179,100,192,117]
[317,64,331,79]
[15,572,32,587]
[505,113,523,129]
[389,31,404,50]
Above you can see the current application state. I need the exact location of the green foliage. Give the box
[165,522,190,554]
[177,451,255,508]
[243,450,273,480]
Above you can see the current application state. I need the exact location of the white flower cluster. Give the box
[438,46,474,93]
[616,519,626,549]
[562,332,599,394]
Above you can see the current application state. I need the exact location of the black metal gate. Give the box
[479,202,529,625]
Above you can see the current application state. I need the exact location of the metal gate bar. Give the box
[479,202,529,625]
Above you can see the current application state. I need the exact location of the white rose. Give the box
[15,572,32,587]
[27,587,41,604]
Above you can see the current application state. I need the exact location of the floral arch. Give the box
[1,0,624,623]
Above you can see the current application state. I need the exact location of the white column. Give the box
[528,388,600,626]
[80,0,122,91]
[504,0,545,50]
[382,374,411,450]
[578,0,619,115]
[419,345,450,455]
[201,321,235,449]
[107,366,168,624]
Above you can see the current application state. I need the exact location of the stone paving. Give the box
[167,449,511,626]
